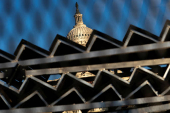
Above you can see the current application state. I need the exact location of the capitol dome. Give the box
[67,2,92,46]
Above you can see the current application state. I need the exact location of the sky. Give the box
[0,0,170,54]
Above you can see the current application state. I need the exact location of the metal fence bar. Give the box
[26,58,170,76]
[1,41,170,69]
[0,95,170,113]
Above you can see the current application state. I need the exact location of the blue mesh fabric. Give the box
[0,0,169,54]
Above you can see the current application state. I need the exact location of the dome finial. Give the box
[76,2,78,9]
[75,2,80,14]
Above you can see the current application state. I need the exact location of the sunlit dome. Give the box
[67,2,92,46]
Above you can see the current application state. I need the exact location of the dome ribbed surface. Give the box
[67,26,92,46]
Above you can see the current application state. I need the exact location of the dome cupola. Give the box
[67,2,92,46]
